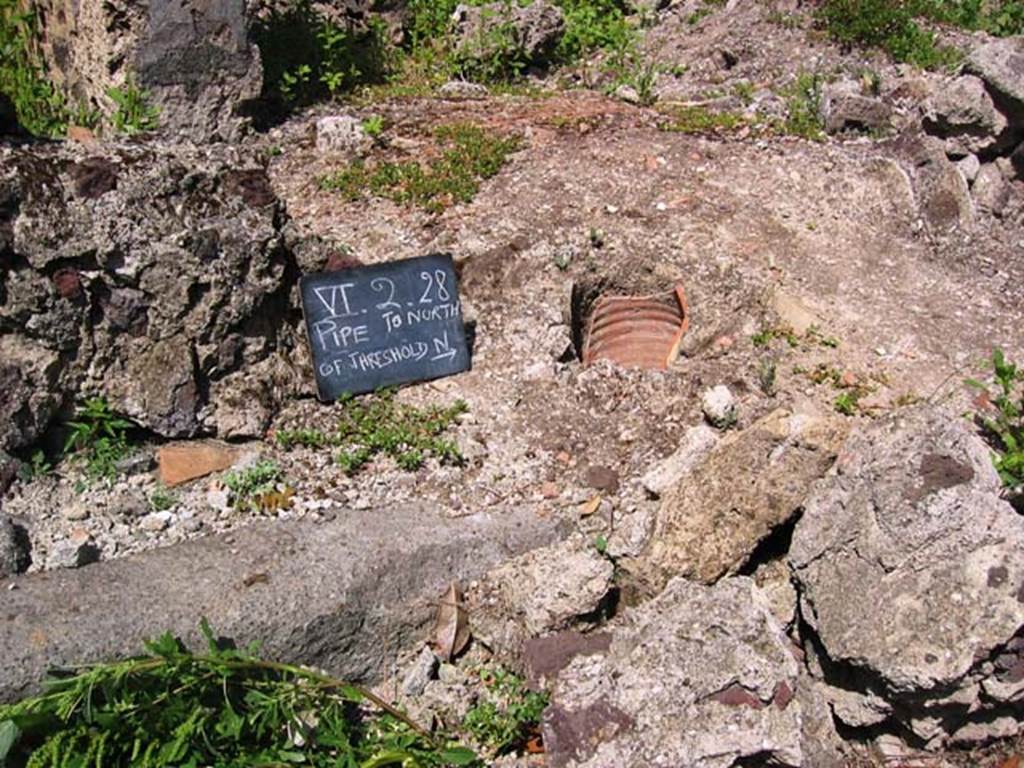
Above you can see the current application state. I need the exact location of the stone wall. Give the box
[33,0,261,141]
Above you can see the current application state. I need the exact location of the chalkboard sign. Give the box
[300,254,470,400]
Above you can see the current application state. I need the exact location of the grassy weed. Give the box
[0,0,67,136]
[782,72,825,141]
[967,348,1024,491]
[321,123,519,213]
[463,667,548,756]
[818,0,965,69]
[0,621,479,767]
[223,460,286,511]
[107,79,159,134]
[63,398,133,483]
[658,104,748,135]
[275,389,467,474]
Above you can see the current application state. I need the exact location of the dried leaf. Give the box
[998,756,1020,768]
[578,495,601,518]
[434,581,470,661]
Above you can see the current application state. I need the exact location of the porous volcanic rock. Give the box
[33,0,261,141]
[542,576,803,768]
[790,405,1024,748]
[0,140,305,450]
[623,408,846,591]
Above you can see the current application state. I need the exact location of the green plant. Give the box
[606,42,660,106]
[687,0,725,25]
[276,427,331,450]
[818,0,964,69]
[0,0,68,137]
[783,72,824,141]
[63,398,133,482]
[751,326,799,348]
[733,80,756,105]
[107,79,159,134]
[758,358,778,396]
[321,123,519,214]
[658,104,747,135]
[223,460,285,511]
[149,486,178,513]
[0,620,478,767]
[833,390,861,416]
[806,325,840,348]
[967,348,1024,490]
[453,0,531,83]
[17,450,53,482]
[593,534,609,555]
[462,667,547,756]
[254,0,394,109]
[554,0,634,62]
[362,114,385,138]
[333,389,467,474]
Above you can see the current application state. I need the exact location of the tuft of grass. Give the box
[687,0,726,25]
[149,485,178,513]
[752,326,800,349]
[758,358,778,396]
[321,123,519,213]
[107,78,159,134]
[658,105,747,135]
[63,397,134,483]
[833,390,861,416]
[967,348,1024,491]
[223,460,286,512]
[782,72,825,141]
[818,0,964,70]
[0,620,479,767]
[333,389,467,474]
[462,666,547,756]
[0,0,68,137]
[17,450,53,482]
[361,114,385,138]
[275,389,468,475]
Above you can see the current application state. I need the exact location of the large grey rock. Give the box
[821,80,892,135]
[542,576,803,768]
[923,75,1011,156]
[33,0,260,141]
[0,514,31,577]
[452,0,565,71]
[790,405,1024,747]
[137,0,262,141]
[0,450,21,497]
[640,423,718,497]
[906,136,975,232]
[624,408,845,590]
[0,336,62,453]
[315,115,373,156]
[0,140,302,448]
[0,501,562,702]
[973,162,1011,216]
[966,37,1024,119]
[489,536,614,636]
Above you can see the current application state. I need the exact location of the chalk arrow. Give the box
[431,332,457,362]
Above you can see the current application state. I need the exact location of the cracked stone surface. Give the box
[542,576,803,768]
[790,404,1024,747]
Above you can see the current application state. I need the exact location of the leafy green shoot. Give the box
[967,348,1024,490]
[0,621,479,767]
